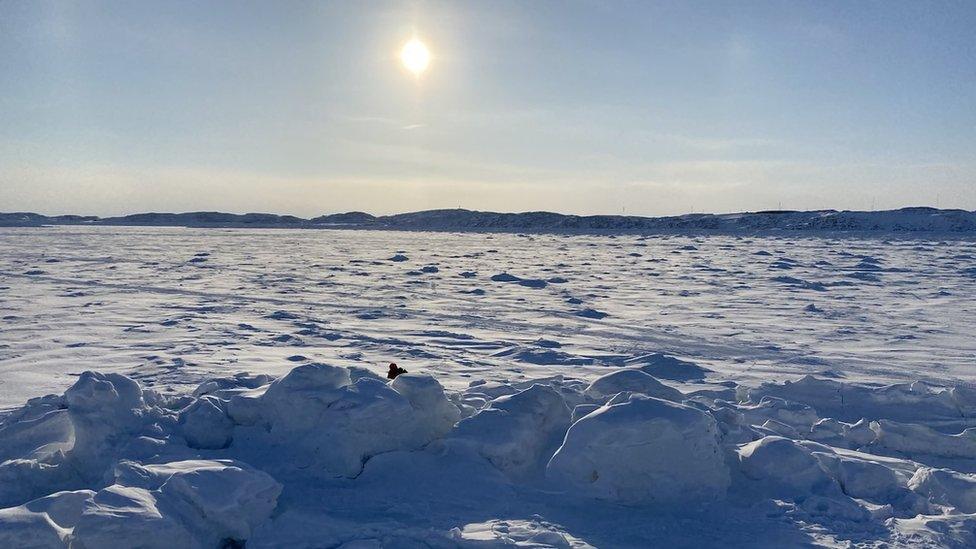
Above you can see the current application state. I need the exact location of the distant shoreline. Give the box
[3,206,976,234]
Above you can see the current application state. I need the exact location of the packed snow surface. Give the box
[1,226,976,547]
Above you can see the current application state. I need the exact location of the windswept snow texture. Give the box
[1,226,976,547]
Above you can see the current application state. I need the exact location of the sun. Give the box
[400,38,430,76]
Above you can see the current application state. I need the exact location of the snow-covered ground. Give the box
[2,226,976,547]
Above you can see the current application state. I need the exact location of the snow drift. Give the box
[548,394,730,505]
[2,362,976,546]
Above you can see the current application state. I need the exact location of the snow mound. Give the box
[909,468,976,514]
[889,512,976,548]
[547,395,729,504]
[0,489,94,548]
[0,395,73,464]
[744,375,969,423]
[390,373,463,439]
[583,370,683,402]
[450,384,571,475]
[64,371,150,477]
[737,436,834,496]
[815,453,903,502]
[625,353,711,381]
[192,373,274,399]
[6,358,976,545]
[179,395,233,450]
[0,460,281,549]
[0,370,173,508]
[871,419,976,459]
[808,417,876,449]
[235,363,461,477]
[738,395,821,430]
[106,460,280,545]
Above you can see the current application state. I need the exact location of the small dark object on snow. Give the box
[387,362,407,380]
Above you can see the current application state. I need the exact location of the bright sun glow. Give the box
[400,38,430,76]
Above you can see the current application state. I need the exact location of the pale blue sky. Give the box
[2,1,974,216]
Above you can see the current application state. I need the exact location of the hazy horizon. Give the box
[7,203,976,220]
[3,1,975,217]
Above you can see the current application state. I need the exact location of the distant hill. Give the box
[97,212,308,227]
[3,207,976,233]
[309,211,377,225]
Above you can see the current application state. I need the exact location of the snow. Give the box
[454,519,596,547]
[232,364,460,478]
[816,452,903,501]
[180,396,234,450]
[737,436,835,495]
[909,468,976,514]
[872,421,976,462]
[582,369,683,402]
[0,459,281,549]
[548,395,730,505]
[73,460,280,549]
[0,489,93,548]
[2,225,976,547]
[450,384,570,476]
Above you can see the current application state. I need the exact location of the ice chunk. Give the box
[258,362,351,426]
[0,407,72,463]
[745,396,820,429]
[179,396,233,450]
[816,453,902,501]
[889,512,976,548]
[390,374,462,439]
[0,371,163,507]
[950,385,976,418]
[75,459,282,549]
[450,384,570,475]
[909,467,976,514]
[454,518,595,548]
[737,436,834,496]
[71,485,199,549]
[64,371,148,477]
[583,370,683,402]
[264,362,350,404]
[571,404,599,423]
[0,455,81,509]
[192,373,274,399]
[871,420,976,459]
[227,386,269,426]
[745,376,963,423]
[547,395,729,504]
[808,418,876,449]
[799,494,870,522]
[0,489,94,548]
[236,364,460,478]
[147,460,281,544]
